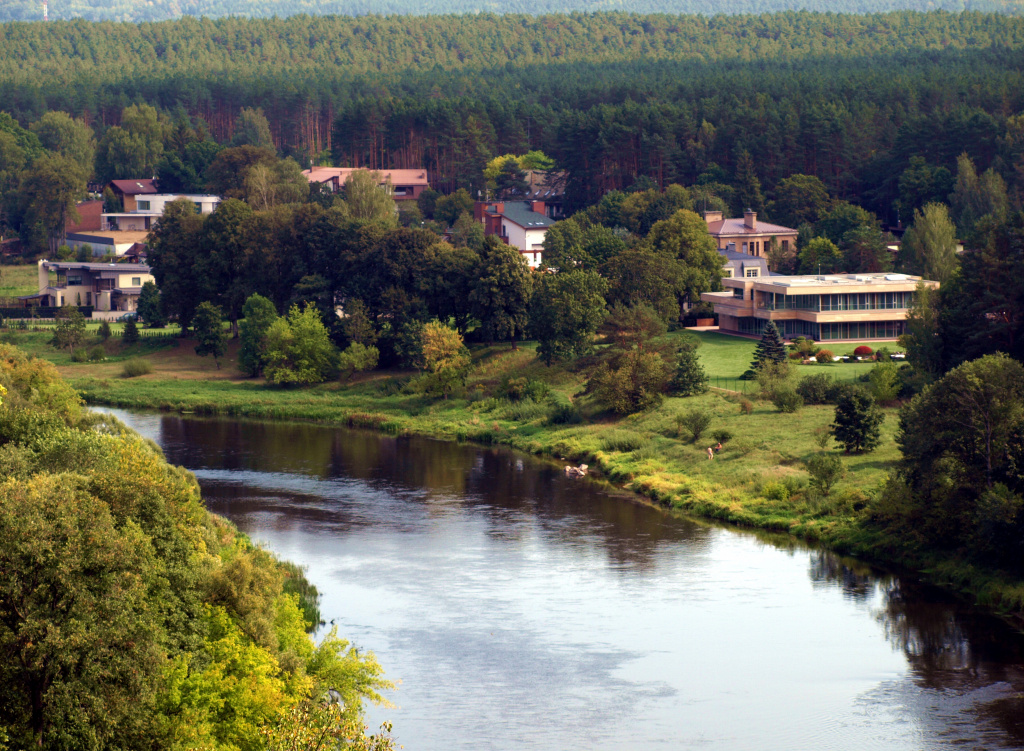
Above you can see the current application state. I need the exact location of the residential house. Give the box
[67,200,103,233]
[720,246,771,279]
[107,179,158,212]
[700,272,939,342]
[705,210,797,261]
[22,260,155,314]
[301,167,430,200]
[102,194,221,231]
[522,170,567,220]
[474,200,554,269]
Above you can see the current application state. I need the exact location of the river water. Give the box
[108,410,1024,751]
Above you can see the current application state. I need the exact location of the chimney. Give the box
[703,210,723,224]
[744,209,757,230]
[531,200,546,216]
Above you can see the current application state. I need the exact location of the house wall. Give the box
[503,221,547,252]
[713,233,797,256]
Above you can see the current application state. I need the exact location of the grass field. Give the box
[0,264,41,299]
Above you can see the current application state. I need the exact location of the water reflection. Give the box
[107,410,1024,750]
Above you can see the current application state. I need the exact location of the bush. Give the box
[875,347,892,361]
[868,361,900,404]
[788,351,804,361]
[98,320,111,341]
[772,388,803,413]
[548,401,582,425]
[122,318,139,345]
[806,453,846,496]
[761,481,790,501]
[499,376,550,402]
[676,409,712,442]
[70,347,89,362]
[797,373,840,404]
[120,358,152,378]
[88,345,105,362]
[853,345,873,357]
[739,398,753,415]
[814,349,834,364]
[789,336,819,357]
[711,429,733,444]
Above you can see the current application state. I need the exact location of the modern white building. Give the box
[102,194,222,231]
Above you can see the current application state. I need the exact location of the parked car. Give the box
[115,312,137,322]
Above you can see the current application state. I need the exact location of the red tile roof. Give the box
[301,168,429,186]
[109,179,158,195]
[707,218,797,236]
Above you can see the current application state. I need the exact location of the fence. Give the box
[709,370,867,393]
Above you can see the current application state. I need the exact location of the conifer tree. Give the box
[750,321,787,370]
[670,340,709,396]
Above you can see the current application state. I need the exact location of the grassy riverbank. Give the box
[11,325,1024,617]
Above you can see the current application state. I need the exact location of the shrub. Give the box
[814,349,834,364]
[772,388,803,413]
[122,318,139,345]
[868,361,900,404]
[797,373,840,404]
[875,347,892,361]
[762,481,790,501]
[98,320,112,341]
[789,336,819,357]
[499,376,549,402]
[88,346,105,362]
[120,358,152,378]
[853,345,873,357]
[676,409,712,442]
[788,351,804,361]
[739,398,753,415]
[548,401,582,425]
[711,429,733,444]
[70,347,89,362]
[806,453,846,496]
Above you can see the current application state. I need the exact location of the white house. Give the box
[476,200,554,269]
[102,194,222,231]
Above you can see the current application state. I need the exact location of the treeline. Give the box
[1,0,1021,23]
[0,345,396,749]
[1,13,1023,215]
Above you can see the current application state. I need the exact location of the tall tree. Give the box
[193,301,229,368]
[18,154,84,254]
[147,198,207,333]
[232,107,275,151]
[238,293,279,377]
[899,203,959,283]
[642,209,723,305]
[530,269,608,365]
[470,237,532,348]
[30,111,95,182]
[750,320,787,370]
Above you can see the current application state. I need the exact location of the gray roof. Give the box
[720,249,770,273]
[489,202,555,229]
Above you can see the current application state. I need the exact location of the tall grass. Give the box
[120,358,152,378]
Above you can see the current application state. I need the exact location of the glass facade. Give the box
[764,291,913,311]
[733,318,905,340]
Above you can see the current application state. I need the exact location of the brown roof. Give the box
[109,179,158,195]
[301,167,429,187]
[707,218,797,236]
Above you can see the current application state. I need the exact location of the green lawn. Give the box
[0,264,41,299]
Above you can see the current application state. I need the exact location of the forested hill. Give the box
[1,0,1022,22]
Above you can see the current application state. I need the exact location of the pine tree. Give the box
[832,390,883,454]
[670,341,709,396]
[122,317,139,345]
[750,321,787,371]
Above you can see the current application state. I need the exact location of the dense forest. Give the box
[1,12,1024,218]
[1,0,1022,23]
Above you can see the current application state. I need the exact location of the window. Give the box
[86,292,92,306]
[132,277,142,287]
[732,288,745,299]
[68,274,83,286]
[723,268,734,278]
[194,203,202,213]
[137,200,150,211]
[745,268,759,278]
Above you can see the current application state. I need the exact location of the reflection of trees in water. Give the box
[807,551,878,601]
[160,415,714,574]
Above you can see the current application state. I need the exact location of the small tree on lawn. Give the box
[51,307,86,351]
[264,303,337,386]
[193,301,228,368]
[751,320,788,371]
[98,320,111,341]
[122,317,139,345]
[832,389,884,454]
[669,338,709,396]
[806,453,846,496]
[338,342,380,382]
[418,321,471,398]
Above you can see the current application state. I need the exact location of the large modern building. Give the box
[701,273,939,342]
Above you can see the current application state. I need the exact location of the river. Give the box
[107,409,1024,751]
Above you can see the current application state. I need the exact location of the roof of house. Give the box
[488,201,554,229]
[67,231,151,246]
[109,179,158,195]
[707,218,797,237]
[523,170,566,200]
[301,167,429,186]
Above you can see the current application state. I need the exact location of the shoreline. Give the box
[79,380,1024,628]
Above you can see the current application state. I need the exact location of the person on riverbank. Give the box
[707,447,714,460]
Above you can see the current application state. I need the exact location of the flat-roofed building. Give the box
[21,260,155,314]
[301,167,429,200]
[701,272,939,342]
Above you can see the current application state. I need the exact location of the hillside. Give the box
[1,0,1022,22]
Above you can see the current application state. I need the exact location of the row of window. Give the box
[733,317,905,340]
[764,291,914,311]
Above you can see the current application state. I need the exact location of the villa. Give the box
[701,272,939,342]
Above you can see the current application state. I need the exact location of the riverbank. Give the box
[14,326,1024,619]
